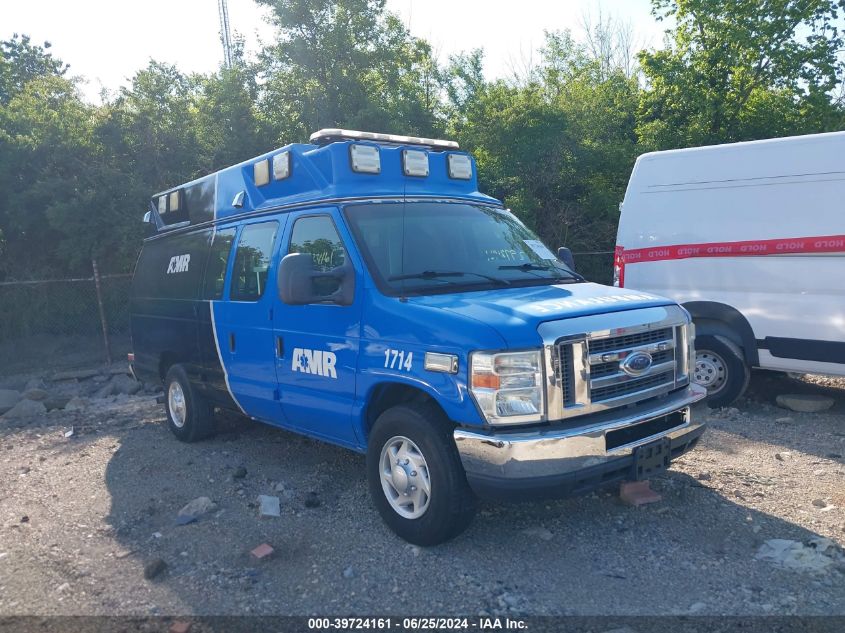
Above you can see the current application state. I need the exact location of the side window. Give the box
[288,215,348,298]
[202,228,236,300]
[230,221,278,301]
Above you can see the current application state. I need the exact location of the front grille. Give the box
[590,348,674,379]
[586,326,678,405]
[553,342,576,406]
[544,310,689,421]
[589,327,673,354]
[591,370,674,402]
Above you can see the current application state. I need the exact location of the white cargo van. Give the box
[615,131,845,407]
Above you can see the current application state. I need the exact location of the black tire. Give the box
[367,403,477,546]
[164,364,216,442]
[694,334,750,408]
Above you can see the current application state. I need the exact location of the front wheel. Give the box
[367,403,476,545]
[693,334,750,408]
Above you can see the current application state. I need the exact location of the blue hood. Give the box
[410,283,674,348]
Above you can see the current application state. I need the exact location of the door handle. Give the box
[229,332,236,353]
[276,336,284,358]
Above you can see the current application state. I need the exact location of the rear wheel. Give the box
[164,364,216,442]
[694,334,750,408]
[367,403,476,545]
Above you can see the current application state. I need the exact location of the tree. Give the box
[256,0,444,141]
[638,0,845,149]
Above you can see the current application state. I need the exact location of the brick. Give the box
[620,480,662,507]
[250,543,274,560]
[169,621,192,633]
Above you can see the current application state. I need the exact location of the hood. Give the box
[409,282,674,348]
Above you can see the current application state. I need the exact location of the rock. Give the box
[177,497,217,519]
[23,389,48,402]
[696,471,712,481]
[64,397,88,411]
[43,396,71,411]
[343,566,355,578]
[775,452,790,461]
[232,466,247,479]
[143,558,167,580]
[812,498,827,508]
[258,495,281,518]
[111,374,142,395]
[687,602,707,614]
[304,492,321,508]
[0,389,21,415]
[522,527,553,541]
[2,399,46,420]
[24,377,43,390]
[755,539,836,573]
[776,394,835,413]
[52,368,99,381]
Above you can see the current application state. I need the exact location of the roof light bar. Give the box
[311,128,459,151]
[447,153,473,180]
[254,159,270,186]
[273,151,291,180]
[402,149,429,177]
[349,144,381,174]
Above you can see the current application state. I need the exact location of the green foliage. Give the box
[638,0,845,148]
[0,1,844,281]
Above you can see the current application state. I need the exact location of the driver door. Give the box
[273,208,363,447]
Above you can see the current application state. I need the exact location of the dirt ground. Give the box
[0,369,843,617]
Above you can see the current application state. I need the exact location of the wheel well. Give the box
[158,352,179,381]
[683,301,758,366]
[363,383,447,439]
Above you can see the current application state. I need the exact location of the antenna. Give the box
[218,0,233,68]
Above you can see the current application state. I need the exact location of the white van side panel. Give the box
[617,132,845,376]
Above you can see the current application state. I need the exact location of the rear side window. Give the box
[202,228,236,300]
[230,222,278,301]
[131,229,212,300]
[288,215,348,298]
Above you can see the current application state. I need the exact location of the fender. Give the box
[683,301,759,367]
[354,370,483,446]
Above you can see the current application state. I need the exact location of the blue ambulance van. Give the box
[129,129,707,544]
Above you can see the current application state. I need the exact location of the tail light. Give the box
[613,245,625,287]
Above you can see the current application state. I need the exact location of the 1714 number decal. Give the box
[383,348,413,371]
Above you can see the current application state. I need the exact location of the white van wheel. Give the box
[694,351,727,393]
[693,334,750,408]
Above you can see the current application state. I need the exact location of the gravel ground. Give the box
[0,370,843,617]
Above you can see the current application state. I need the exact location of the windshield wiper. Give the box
[389,270,510,286]
[498,262,585,283]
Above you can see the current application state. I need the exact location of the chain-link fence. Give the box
[0,271,132,376]
[0,251,614,377]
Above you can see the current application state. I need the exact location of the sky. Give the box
[3,0,667,103]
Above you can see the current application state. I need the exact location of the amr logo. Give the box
[166,254,191,274]
[292,348,337,379]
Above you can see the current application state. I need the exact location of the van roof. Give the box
[631,130,845,189]
[147,130,497,233]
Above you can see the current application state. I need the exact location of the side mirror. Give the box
[277,252,354,306]
[557,246,576,271]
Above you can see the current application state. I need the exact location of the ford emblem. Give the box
[620,351,653,376]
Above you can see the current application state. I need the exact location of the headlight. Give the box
[470,350,545,425]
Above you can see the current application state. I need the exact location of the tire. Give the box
[693,334,750,408]
[164,364,216,442]
[367,403,477,546]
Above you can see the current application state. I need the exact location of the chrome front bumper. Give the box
[454,383,707,497]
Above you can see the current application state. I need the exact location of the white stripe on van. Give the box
[209,301,247,416]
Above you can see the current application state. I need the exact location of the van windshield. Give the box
[343,202,581,296]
